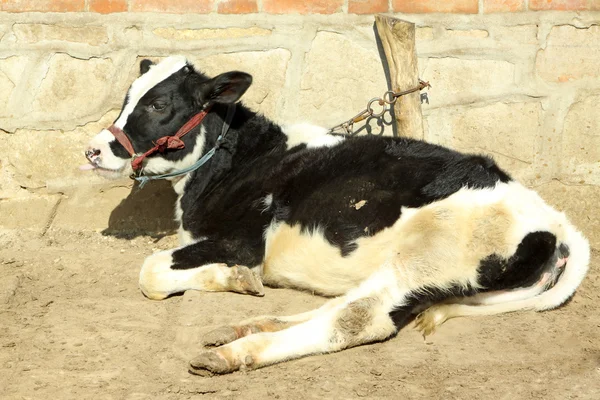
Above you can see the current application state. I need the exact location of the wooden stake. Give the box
[375,15,424,139]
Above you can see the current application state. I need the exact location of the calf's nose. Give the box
[85,148,101,161]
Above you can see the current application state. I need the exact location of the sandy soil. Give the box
[1,228,599,400]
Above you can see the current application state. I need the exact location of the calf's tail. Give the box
[534,215,590,311]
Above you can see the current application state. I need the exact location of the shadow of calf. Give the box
[102,179,178,239]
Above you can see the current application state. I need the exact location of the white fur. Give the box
[173,172,192,245]
[282,123,345,149]
[114,56,188,130]
[261,194,273,213]
[170,133,207,247]
[177,223,195,246]
[306,135,345,149]
[457,284,547,306]
[87,129,131,173]
[139,248,229,300]
[261,221,394,296]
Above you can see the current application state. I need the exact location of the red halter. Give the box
[107,106,212,172]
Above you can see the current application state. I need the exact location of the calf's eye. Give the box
[151,102,166,111]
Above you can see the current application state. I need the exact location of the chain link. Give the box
[329,80,431,135]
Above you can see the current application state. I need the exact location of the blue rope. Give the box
[134,141,220,189]
[133,105,235,189]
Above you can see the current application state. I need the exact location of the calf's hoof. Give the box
[189,351,238,376]
[202,326,240,347]
[228,265,265,297]
[414,305,449,338]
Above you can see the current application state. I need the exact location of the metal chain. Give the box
[329,80,431,135]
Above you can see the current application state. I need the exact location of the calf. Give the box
[83,56,590,375]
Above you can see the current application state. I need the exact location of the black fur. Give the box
[558,242,570,258]
[477,231,557,291]
[140,59,154,75]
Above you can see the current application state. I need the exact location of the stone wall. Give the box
[1,1,599,247]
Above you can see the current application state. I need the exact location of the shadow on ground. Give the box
[102,179,178,239]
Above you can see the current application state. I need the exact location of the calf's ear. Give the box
[195,71,253,105]
[140,59,155,75]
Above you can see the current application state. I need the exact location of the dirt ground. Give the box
[1,227,599,400]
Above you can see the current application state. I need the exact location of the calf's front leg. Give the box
[202,297,347,347]
[139,240,264,300]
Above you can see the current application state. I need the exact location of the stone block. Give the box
[494,25,538,45]
[0,56,26,117]
[298,31,387,127]
[152,27,271,40]
[0,195,60,230]
[32,54,115,119]
[416,27,434,41]
[191,49,291,121]
[445,29,489,38]
[529,0,597,11]
[123,26,143,42]
[426,102,541,179]
[13,24,108,46]
[0,111,120,190]
[0,153,26,199]
[421,58,516,107]
[536,25,600,82]
[561,95,600,185]
[1,129,91,190]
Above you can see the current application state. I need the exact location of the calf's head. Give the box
[84,56,252,178]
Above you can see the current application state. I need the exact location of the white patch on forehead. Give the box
[114,56,188,129]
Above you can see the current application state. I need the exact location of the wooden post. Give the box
[375,15,424,139]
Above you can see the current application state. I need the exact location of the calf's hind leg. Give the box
[189,268,408,375]
[414,282,550,337]
[415,295,553,338]
[139,241,264,300]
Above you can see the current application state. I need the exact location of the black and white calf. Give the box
[84,56,590,375]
